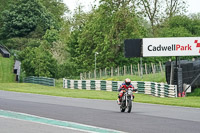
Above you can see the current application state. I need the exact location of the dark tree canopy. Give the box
[1,0,56,39]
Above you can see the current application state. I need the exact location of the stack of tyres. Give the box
[74,80,78,89]
[100,81,106,91]
[78,80,82,89]
[157,84,161,97]
[67,80,70,88]
[112,81,118,91]
[82,80,86,89]
[86,80,91,90]
[95,80,101,90]
[164,84,169,97]
[90,80,95,90]
[106,81,112,91]
[137,82,145,94]
[151,82,156,96]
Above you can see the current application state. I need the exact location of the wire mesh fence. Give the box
[80,62,165,80]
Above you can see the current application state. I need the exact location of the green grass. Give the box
[0,56,15,83]
[0,83,200,108]
[97,72,166,83]
[188,88,200,96]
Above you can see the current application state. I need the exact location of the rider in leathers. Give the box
[117,78,135,105]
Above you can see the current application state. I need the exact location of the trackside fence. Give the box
[63,78,177,98]
[23,76,55,86]
[80,62,165,79]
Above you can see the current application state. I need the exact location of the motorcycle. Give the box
[120,88,137,113]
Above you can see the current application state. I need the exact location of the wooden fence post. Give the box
[154,64,156,73]
[100,69,102,78]
[111,67,113,77]
[124,65,126,75]
[85,72,87,79]
[151,63,154,74]
[145,63,148,75]
[138,63,140,76]
[80,73,82,80]
[89,72,91,79]
[131,64,133,75]
[118,66,120,76]
[170,62,174,85]
[159,61,163,72]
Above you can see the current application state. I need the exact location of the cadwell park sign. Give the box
[124,37,200,97]
[143,37,200,57]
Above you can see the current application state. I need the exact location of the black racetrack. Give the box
[0,90,200,133]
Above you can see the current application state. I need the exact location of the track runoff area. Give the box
[0,110,123,133]
[124,37,200,97]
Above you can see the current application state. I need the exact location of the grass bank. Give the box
[96,72,166,83]
[0,83,200,108]
[0,56,15,83]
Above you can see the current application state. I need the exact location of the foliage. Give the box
[0,0,14,27]
[43,28,60,46]
[40,0,69,25]
[160,15,200,37]
[135,0,187,36]
[0,0,56,39]
[67,0,147,75]
[18,46,57,78]
[2,37,41,50]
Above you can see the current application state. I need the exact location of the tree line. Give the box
[0,0,200,79]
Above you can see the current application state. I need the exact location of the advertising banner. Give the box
[143,37,200,57]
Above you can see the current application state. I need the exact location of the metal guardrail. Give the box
[23,76,55,86]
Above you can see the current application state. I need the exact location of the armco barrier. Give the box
[63,78,177,98]
[24,76,55,86]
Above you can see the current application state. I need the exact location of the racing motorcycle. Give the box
[120,88,137,113]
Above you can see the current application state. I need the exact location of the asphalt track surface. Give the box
[0,90,200,133]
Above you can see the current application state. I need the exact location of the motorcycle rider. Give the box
[117,78,135,105]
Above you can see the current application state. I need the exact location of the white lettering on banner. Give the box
[143,37,200,57]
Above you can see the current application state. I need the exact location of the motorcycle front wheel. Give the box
[127,98,132,113]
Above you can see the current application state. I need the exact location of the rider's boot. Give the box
[117,96,121,105]
[117,98,121,105]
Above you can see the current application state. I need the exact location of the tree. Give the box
[18,46,57,78]
[40,0,69,26]
[135,0,187,36]
[165,0,187,18]
[0,0,56,39]
[67,0,147,75]
[159,15,200,37]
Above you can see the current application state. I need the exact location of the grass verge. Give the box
[97,72,166,83]
[0,56,15,83]
[0,83,200,108]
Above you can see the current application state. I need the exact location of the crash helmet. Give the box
[125,78,131,86]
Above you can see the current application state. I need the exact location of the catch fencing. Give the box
[24,76,55,86]
[63,78,176,98]
[80,62,165,79]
